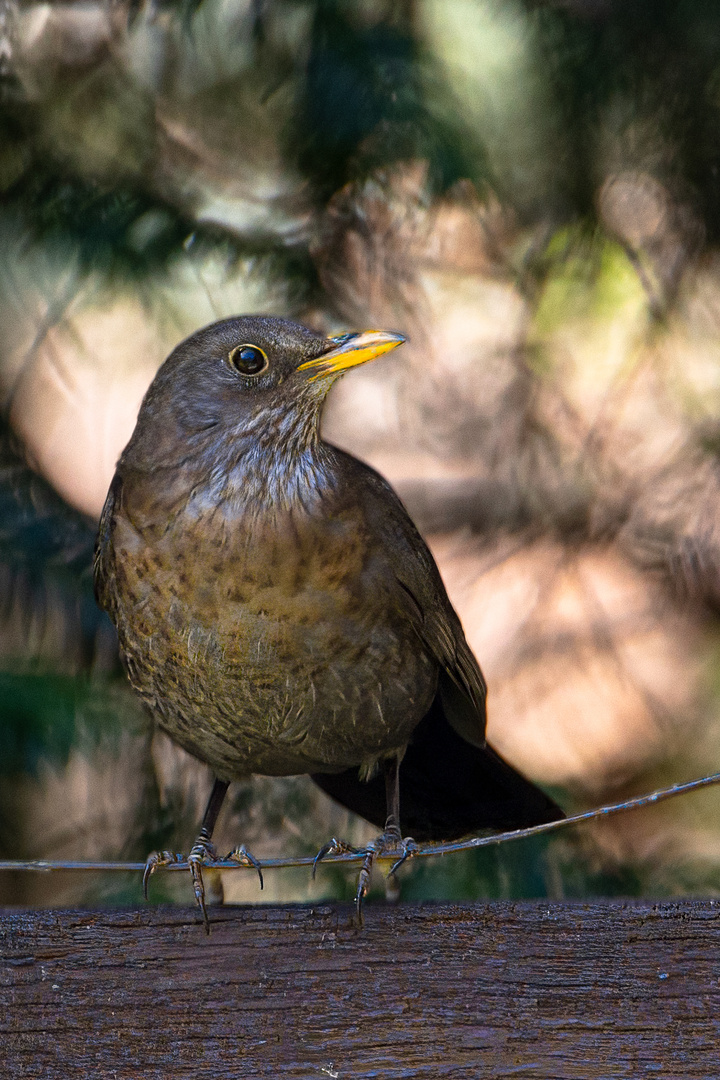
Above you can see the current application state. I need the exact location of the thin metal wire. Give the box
[1,770,719,875]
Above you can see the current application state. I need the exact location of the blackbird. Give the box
[94,315,562,927]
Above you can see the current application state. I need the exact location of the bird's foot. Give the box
[312,830,417,924]
[354,830,417,924]
[143,835,263,934]
[143,848,185,898]
[312,836,360,878]
[225,845,264,891]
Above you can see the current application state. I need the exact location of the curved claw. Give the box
[353,832,417,924]
[312,836,358,879]
[142,835,264,934]
[313,835,377,922]
[355,841,380,925]
[388,837,418,878]
[312,839,337,879]
[310,833,343,876]
[188,859,210,934]
[142,850,183,900]
[187,836,218,934]
[227,845,264,890]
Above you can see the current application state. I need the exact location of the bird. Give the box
[93,315,563,928]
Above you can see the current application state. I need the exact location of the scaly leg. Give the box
[143,777,263,933]
[314,756,417,924]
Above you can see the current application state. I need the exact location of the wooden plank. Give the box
[2,900,719,1078]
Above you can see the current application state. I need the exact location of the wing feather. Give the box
[346,453,487,747]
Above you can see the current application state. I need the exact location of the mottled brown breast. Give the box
[95,468,438,781]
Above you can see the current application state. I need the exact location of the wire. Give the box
[1,769,719,875]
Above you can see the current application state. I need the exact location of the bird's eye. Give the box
[228,344,268,376]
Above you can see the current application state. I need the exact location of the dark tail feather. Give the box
[312,695,564,842]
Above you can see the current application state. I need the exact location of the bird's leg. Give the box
[312,756,417,924]
[353,756,417,922]
[143,777,263,933]
[143,777,229,930]
[383,752,402,843]
[186,777,231,932]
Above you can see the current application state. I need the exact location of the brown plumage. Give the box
[94,315,562,926]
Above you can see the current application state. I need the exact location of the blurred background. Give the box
[3,0,720,911]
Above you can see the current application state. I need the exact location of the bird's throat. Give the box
[169,404,334,516]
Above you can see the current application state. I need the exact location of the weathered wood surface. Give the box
[2,900,719,1078]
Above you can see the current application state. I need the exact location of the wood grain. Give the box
[2,901,720,1078]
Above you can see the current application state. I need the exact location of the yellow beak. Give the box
[298,330,406,381]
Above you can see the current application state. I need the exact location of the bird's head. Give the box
[120,315,405,473]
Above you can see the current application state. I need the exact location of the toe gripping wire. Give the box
[142,778,263,934]
[5,770,720,932]
[312,756,418,923]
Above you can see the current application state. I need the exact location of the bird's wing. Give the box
[92,471,122,615]
[347,453,487,748]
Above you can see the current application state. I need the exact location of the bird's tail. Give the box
[312,695,564,842]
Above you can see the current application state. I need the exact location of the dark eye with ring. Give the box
[228,344,268,376]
